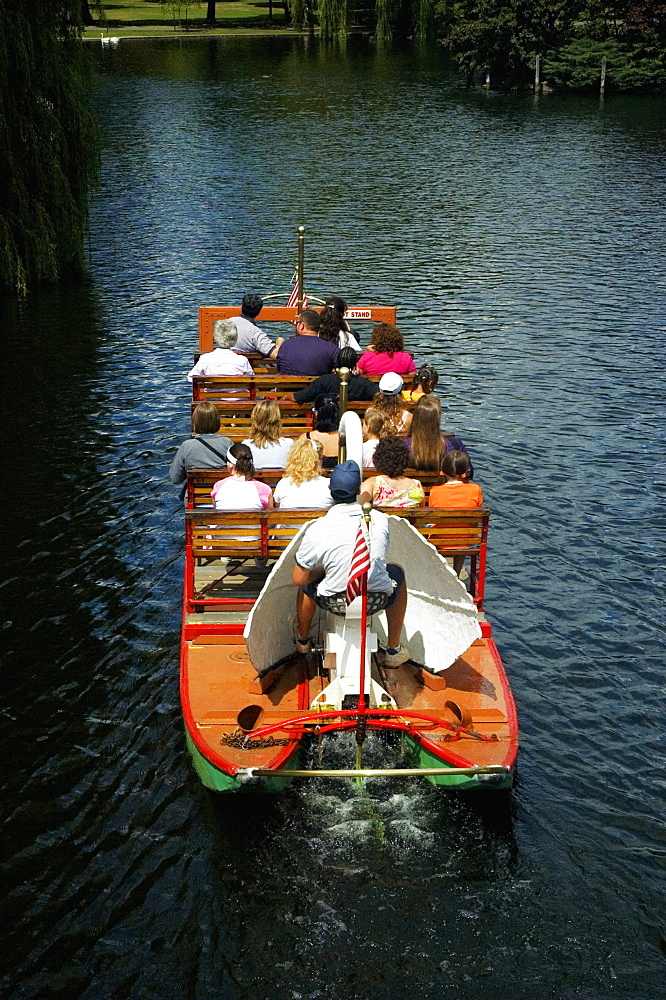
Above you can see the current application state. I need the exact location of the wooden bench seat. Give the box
[185,466,446,508]
[191,373,383,402]
[184,507,489,613]
[189,399,381,441]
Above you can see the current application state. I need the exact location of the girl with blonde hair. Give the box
[362,408,387,468]
[274,438,333,509]
[242,399,293,468]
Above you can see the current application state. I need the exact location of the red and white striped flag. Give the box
[346,520,370,604]
[286,278,308,309]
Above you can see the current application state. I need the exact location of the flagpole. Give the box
[297,225,305,312]
[355,502,373,774]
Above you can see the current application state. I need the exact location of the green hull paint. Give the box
[407,737,514,790]
[185,730,296,794]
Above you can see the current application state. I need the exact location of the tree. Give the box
[206,0,216,23]
[0,0,99,293]
[435,0,580,87]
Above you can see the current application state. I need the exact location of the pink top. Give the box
[356,350,416,377]
[210,476,272,510]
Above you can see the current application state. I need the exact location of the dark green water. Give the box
[1,35,664,1000]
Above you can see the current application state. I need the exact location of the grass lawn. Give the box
[84,0,295,36]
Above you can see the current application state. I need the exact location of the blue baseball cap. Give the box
[329,460,361,502]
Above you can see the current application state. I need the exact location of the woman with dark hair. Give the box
[242,399,293,469]
[302,395,339,469]
[168,402,232,485]
[319,299,362,353]
[359,436,425,509]
[405,395,474,476]
[356,323,416,377]
[402,365,439,403]
[210,443,273,510]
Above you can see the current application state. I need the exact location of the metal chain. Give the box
[221,728,293,750]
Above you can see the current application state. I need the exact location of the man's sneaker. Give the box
[294,634,312,655]
[384,645,410,668]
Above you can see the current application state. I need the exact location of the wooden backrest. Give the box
[191,373,383,402]
[186,467,446,508]
[198,304,397,353]
[186,508,328,561]
[189,399,383,441]
[185,506,489,609]
[185,507,488,559]
[192,375,316,401]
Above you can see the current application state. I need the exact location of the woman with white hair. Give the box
[187,319,254,380]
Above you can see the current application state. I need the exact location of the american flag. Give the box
[346,520,371,605]
[286,277,308,309]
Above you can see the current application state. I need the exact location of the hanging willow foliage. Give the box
[288,0,307,30]
[375,0,394,44]
[319,0,349,39]
[414,0,433,42]
[0,0,100,294]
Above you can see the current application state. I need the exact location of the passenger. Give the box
[401,365,439,403]
[429,451,483,508]
[210,443,273,510]
[292,460,411,666]
[187,320,254,380]
[302,395,339,469]
[359,436,425,509]
[242,399,293,469]
[404,395,473,476]
[371,372,413,437]
[429,450,483,577]
[356,323,416,378]
[362,408,387,469]
[276,309,340,376]
[283,347,376,405]
[168,402,233,485]
[319,302,362,353]
[232,293,284,359]
[274,438,333,509]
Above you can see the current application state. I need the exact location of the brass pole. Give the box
[297,225,305,312]
[240,765,510,779]
[338,367,350,464]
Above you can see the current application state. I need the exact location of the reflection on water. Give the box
[0,35,664,1000]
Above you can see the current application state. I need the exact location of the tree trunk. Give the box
[206,0,216,23]
[81,0,94,25]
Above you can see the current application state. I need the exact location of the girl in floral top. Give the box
[359,436,425,509]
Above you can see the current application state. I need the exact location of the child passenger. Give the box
[429,450,483,509]
[429,451,483,577]
[361,408,386,468]
[211,443,273,510]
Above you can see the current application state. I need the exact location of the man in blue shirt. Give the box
[276,309,340,376]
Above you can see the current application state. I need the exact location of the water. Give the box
[1,35,665,1000]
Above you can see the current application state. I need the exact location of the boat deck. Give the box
[182,617,516,776]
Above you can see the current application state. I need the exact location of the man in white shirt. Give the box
[233,294,283,359]
[187,320,254,380]
[291,461,410,667]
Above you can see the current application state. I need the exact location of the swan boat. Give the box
[179,231,519,793]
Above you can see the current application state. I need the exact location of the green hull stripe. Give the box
[184,730,295,794]
[406,737,514,790]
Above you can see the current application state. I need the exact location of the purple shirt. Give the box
[276,336,339,376]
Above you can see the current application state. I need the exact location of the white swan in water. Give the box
[100,33,120,46]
